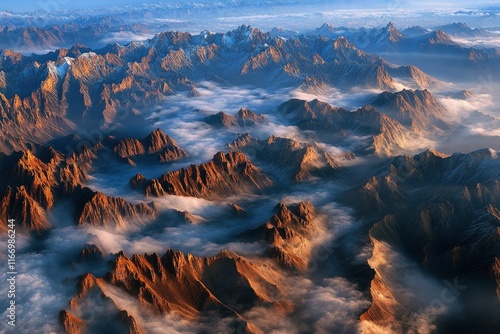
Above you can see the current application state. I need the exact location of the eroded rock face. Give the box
[0,26,421,154]
[0,145,95,233]
[0,143,160,233]
[4,21,500,334]
[243,201,319,271]
[203,111,238,128]
[371,89,450,133]
[102,250,284,325]
[59,310,86,334]
[76,192,157,228]
[235,108,265,126]
[277,98,420,156]
[278,98,350,131]
[229,134,340,181]
[387,65,441,89]
[132,151,273,198]
[113,128,188,162]
[61,248,284,333]
[60,273,145,334]
[204,108,265,128]
[0,186,50,233]
[354,149,500,330]
[78,243,104,262]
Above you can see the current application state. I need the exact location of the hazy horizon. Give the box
[3,0,500,12]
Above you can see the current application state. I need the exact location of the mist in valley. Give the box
[1,0,500,333]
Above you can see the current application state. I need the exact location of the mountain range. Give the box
[1,16,500,334]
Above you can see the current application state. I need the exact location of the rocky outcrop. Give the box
[420,30,457,46]
[234,108,265,126]
[0,142,157,232]
[79,243,104,262]
[59,310,86,334]
[278,98,350,131]
[203,111,238,128]
[278,98,418,156]
[371,89,450,134]
[299,76,329,94]
[204,108,265,128]
[0,145,95,233]
[451,90,476,100]
[354,149,500,330]
[229,134,339,181]
[76,192,157,228]
[118,310,143,334]
[113,128,188,162]
[243,201,318,271]
[372,113,415,156]
[131,151,273,199]
[61,273,145,334]
[229,203,248,217]
[0,186,50,233]
[104,249,283,322]
[61,248,287,334]
[387,65,441,89]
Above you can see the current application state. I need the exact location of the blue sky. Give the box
[3,0,144,11]
[2,0,498,12]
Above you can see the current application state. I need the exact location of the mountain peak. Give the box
[235,107,265,126]
[372,89,449,133]
[383,22,404,42]
[204,111,238,127]
[113,129,187,162]
[316,22,337,33]
[229,24,267,43]
[435,22,470,32]
[133,151,273,198]
[426,30,456,45]
[333,36,356,50]
[320,23,336,30]
[452,22,469,29]
[386,22,397,31]
[243,201,319,271]
[416,148,448,160]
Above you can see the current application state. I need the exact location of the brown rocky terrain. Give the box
[229,134,340,181]
[76,191,157,229]
[371,89,450,134]
[78,243,105,262]
[235,108,265,126]
[0,26,436,153]
[278,98,416,156]
[60,273,144,334]
[104,250,283,318]
[62,249,287,333]
[203,111,239,128]
[278,98,351,131]
[352,149,500,330]
[242,201,319,271]
[113,128,188,163]
[298,76,329,94]
[0,143,159,233]
[131,151,273,198]
[388,64,441,89]
[204,108,265,128]
[0,145,94,232]
[3,17,500,334]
